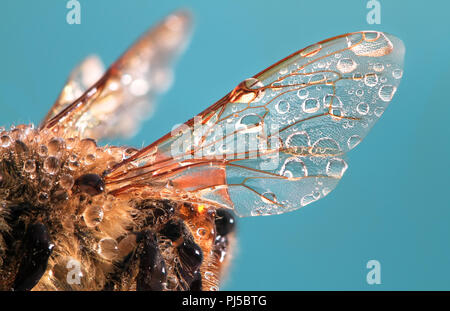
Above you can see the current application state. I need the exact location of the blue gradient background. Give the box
[1,0,449,290]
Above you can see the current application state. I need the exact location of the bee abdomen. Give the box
[136,231,167,291]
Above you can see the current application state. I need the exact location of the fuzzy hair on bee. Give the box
[0,9,404,291]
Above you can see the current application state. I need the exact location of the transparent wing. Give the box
[40,10,193,140]
[41,55,105,125]
[104,31,405,217]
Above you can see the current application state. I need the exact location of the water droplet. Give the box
[336,58,357,73]
[378,85,397,102]
[373,63,384,72]
[374,106,384,117]
[84,154,96,165]
[356,102,369,115]
[83,206,104,228]
[38,192,49,203]
[352,72,363,81]
[40,178,53,191]
[23,159,36,173]
[392,68,403,79]
[364,73,378,87]
[279,67,288,75]
[69,154,77,162]
[1,135,11,148]
[285,131,311,149]
[60,174,74,190]
[66,137,77,150]
[326,158,348,178]
[300,43,322,57]
[275,100,290,114]
[53,190,68,202]
[79,139,97,153]
[204,271,214,280]
[347,135,362,149]
[297,89,309,99]
[123,148,138,160]
[301,192,320,206]
[44,156,60,175]
[302,98,320,113]
[355,89,364,97]
[196,227,207,238]
[243,77,265,103]
[38,145,48,157]
[75,174,105,196]
[48,137,64,156]
[69,161,80,171]
[280,157,308,178]
[261,191,277,204]
[97,238,119,260]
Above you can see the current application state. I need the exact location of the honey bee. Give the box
[0,10,404,291]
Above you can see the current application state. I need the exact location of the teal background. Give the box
[1,0,449,290]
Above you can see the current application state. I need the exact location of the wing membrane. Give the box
[41,55,105,125]
[105,31,405,217]
[40,10,193,140]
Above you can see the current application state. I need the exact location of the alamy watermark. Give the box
[66,258,83,285]
[366,259,381,285]
[366,0,381,24]
[66,0,81,25]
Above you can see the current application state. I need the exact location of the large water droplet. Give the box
[23,159,36,173]
[83,206,104,228]
[1,135,11,148]
[300,43,322,57]
[38,145,48,157]
[275,100,290,114]
[60,174,74,190]
[302,98,320,113]
[79,139,97,153]
[337,58,357,73]
[378,85,396,102]
[356,102,369,115]
[364,73,378,87]
[40,177,53,191]
[48,137,64,156]
[297,89,309,99]
[347,135,362,149]
[97,238,119,260]
[280,157,308,178]
[44,156,60,175]
[326,158,348,178]
[261,191,277,204]
[84,154,96,165]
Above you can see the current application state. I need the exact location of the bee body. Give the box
[0,125,233,290]
[0,10,404,290]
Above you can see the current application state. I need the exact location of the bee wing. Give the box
[41,10,193,140]
[105,31,405,217]
[41,55,105,125]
